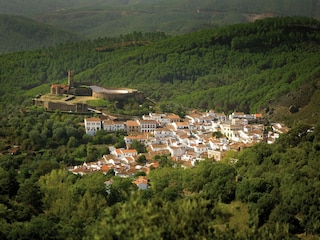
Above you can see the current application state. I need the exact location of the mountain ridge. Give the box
[0,0,319,41]
[0,14,81,53]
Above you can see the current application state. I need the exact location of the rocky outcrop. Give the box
[289,105,299,113]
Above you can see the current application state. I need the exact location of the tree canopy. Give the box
[0,16,320,239]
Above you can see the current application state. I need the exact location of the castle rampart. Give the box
[39,70,144,113]
[91,86,143,102]
[33,99,88,112]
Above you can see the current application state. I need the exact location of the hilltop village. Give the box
[31,70,289,180]
[69,110,288,178]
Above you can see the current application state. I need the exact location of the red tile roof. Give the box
[126,120,139,127]
[85,117,101,122]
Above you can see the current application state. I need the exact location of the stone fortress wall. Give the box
[34,70,144,113]
[91,85,144,102]
[33,99,89,113]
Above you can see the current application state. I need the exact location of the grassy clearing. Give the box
[214,201,250,233]
[86,98,110,107]
[24,84,52,97]
[270,80,320,126]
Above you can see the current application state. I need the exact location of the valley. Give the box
[0,7,319,239]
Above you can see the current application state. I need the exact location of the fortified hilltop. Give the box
[33,70,144,112]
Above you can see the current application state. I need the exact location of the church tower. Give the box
[68,70,75,89]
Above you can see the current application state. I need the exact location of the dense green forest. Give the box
[0,14,81,53]
[1,16,320,239]
[0,108,320,239]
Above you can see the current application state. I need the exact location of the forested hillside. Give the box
[0,17,320,239]
[0,0,319,39]
[0,14,81,53]
[0,104,320,239]
[1,16,320,124]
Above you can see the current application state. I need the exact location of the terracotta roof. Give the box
[233,112,245,115]
[125,135,147,140]
[103,120,114,125]
[215,113,226,116]
[154,127,171,131]
[151,162,159,168]
[167,114,181,119]
[125,149,138,153]
[195,144,207,148]
[187,113,203,119]
[139,120,157,124]
[85,117,101,122]
[175,121,189,126]
[133,176,148,186]
[126,120,139,126]
[101,165,110,171]
[116,149,138,155]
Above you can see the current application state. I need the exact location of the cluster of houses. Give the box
[69,110,288,181]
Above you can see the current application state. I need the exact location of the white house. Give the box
[207,150,225,161]
[205,110,216,118]
[172,121,190,131]
[138,120,157,132]
[132,176,148,190]
[124,135,148,145]
[143,113,174,126]
[220,123,243,139]
[112,149,138,158]
[84,117,102,135]
[168,145,186,157]
[185,112,204,123]
[214,113,227,122]
[208,138,221,150]
[153,127,175,138]
[143,113,166,121]
[181,150,206,165]
[150,143,168,152]
[113,121,126,131]
[192,144,208,154]
[103,120,115,132]
[229,112,246,119]
[272,123,289,134]
[165,113,181,123]
[126,120,140,133]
